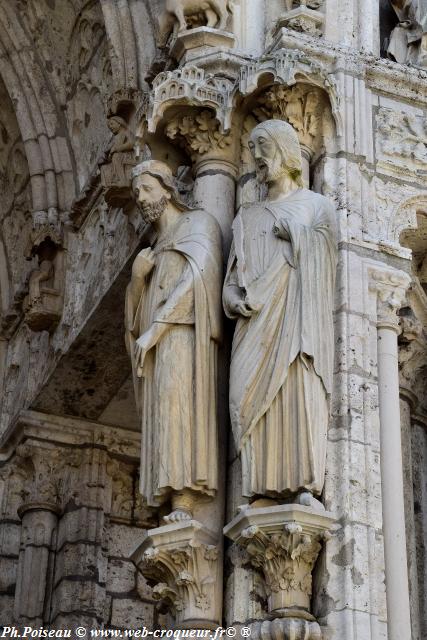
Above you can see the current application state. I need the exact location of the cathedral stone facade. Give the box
[0,2,426,640]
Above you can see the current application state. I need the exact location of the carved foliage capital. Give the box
[240,523,322,611]
[165,109,232,161]
[15,442,81,514]
[134,522,220,626]
[224,505,335,618]
[369,268,411,330]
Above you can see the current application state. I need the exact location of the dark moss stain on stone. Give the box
[332,538,355,567]
[351,566,365,586]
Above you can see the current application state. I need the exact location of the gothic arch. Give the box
[389,194,427,247]
[0,1,77,218]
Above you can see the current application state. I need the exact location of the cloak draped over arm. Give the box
[274,197,338,396]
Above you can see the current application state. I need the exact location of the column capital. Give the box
[132,520,221,629]
[15,441,81,515]
[165,109,238,168]
[368,267,411,332]
[224,504,336,629]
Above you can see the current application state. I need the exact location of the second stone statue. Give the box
[126,160,222,522]
[223,119,338,507]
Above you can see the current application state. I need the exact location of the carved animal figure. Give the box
[158,0,233,46]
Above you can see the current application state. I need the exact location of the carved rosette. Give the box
[224,504,336,630]
[132,520,221,629]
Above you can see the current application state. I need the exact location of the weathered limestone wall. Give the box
[0,413,157,630]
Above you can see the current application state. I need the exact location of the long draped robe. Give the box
[388,0,427,63]
[223,189,338,498]
[126,210,222,507]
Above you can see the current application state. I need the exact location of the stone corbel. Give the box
[224,505,336,640]
[132,520,221,629]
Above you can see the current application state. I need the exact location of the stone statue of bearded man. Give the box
[126,160,222,522]
[223,120,338,505]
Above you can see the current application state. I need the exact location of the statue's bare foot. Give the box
[163,509,192,524]
[295,491,325,512]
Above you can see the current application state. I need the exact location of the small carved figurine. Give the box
[28,260,53,307]
[106,116,135,185]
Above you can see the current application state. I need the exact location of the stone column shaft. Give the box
[193,158,237,253]
[14,505,59,625]
[373,270,412,640]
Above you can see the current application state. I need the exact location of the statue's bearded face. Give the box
[132,174,169,223]
[249,133,286,183]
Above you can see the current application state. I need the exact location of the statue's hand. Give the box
[231,299,255,318]
[133,247,155,278]
[134,323,165,376]
[273,221,291,241]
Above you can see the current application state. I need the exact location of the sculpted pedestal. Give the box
[224,505,336,640]
[132,520,221,630]
[171,26,236,64]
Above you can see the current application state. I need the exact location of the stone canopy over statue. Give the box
[125,160,222,522]
[388,0,427,66]
[223,120,338,504]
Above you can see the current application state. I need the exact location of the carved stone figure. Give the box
[158,0,232,47]
[100,116,136,206]
[223,120,337,503]
[388,0,427,66]
[125,160,222,522]
[24,238,64,333]
[28,260,53,307]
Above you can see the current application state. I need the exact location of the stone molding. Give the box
[132,520,221,629]
[0,409,141,460]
